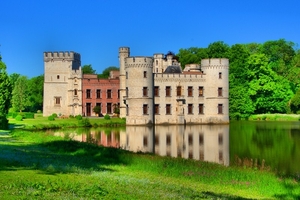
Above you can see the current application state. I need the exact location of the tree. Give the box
[11,76,29,113]
[290,89,300,113]
[97,66,119,78]
[0,59,12,129]
[27,75,44,112]
[176,47,208,69]
[93,105,101,117]
[82,64,96,74]
[9,73,20,90]
[207,41,231,58]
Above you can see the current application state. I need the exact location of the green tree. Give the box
[9,73,20,90]
[82,64,96,74]
[176,47,208,69]
[97,66,119,78]
[290,89,300,113]
[93,105,101,117]
[27,75,44,112]
[0,59,12,129]
[11,76,29,113]
[207,41,231,58]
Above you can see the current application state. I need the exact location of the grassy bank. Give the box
[249,114,300,121]
[8,116,126,130]
[0,130,299,199]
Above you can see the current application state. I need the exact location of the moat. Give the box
[51,120,300,176]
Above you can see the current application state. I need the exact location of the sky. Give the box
[1,0,299,78]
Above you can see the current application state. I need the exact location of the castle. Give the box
[43,47,229,125]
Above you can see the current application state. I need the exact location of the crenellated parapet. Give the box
[125,57,153,68]
[44,51,81,62]
[201,58,229,68]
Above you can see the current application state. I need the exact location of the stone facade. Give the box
[119,47,229,125]
[43,51,82,117]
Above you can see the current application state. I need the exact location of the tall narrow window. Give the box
[118,90,120,99]
[86,89,91,99]
[74,89,78,96]
[219,72,222,79]
[218,133,223,145]
[154,86,159,97]
[155,104,159,115]
[156,60,158,66]
[218,104,223,114]
[96,89,101,98]
[166,104,171,114]
[218,87,223,97]
[107,89,112,99]
[143,71,147,78]
[143,104,148,115]
[188,86,193,97]
[126,72,128,79]
[55,97,61,105]
[107,103,112,114]
[177,86,182,96]
[199,104,204,114]
[188,104,193,114]
[57,75,60,79]
[143,87,148,97]
[199,86,204,97]
[126,87,128,97]
[166,86,171,97]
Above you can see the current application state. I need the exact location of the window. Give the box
[177,86,182,96]
[54,97,61,105]
[126,87,128,97]
[143,87,148,97]
[57,75,60,79]
[107,103,112,114]
[218,104,223,114]
[155,104,159,115]
[199,104,204,114]
[96,89,101,98]
[218,87,223,97]
[199,86,204,97]
[188,104,193,114]
[154,86,159,97]
[166,86,171,97]
[166,104,171,114]
[199,134,204,145]
[143,104,148,115]
[218,134,223,145]
[86,89,91,99]
[219,72,222,79]
[156,60,158,66]
[188,86,193,97]
[74,89,78,96]
[143,136,148,147]
[118,90,120,99]
[143,71,147,78]
[126,72,128,79]
[107,89,112,99]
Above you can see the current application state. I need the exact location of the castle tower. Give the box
[200,58,229,123]
[43,51,82,116]
[125,56,154,125]
[119,47,130,118]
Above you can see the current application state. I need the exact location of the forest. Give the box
[176,39,300,119]
[1,39,300,121]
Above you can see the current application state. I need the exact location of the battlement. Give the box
[201,58,229,67]
[44,51,81,62]
[119,47,130,53]
[153,53,164,59]
[125,56,153,66]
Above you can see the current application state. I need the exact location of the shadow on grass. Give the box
[0,139,130,175]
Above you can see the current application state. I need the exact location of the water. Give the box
[53,121,300,176]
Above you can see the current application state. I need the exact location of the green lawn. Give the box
[0,130,299,199]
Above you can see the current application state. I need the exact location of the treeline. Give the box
[176,39,300,119]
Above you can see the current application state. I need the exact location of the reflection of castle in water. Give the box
[120,125,229,166]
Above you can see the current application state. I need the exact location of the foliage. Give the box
[97,66,119,78]
[15,115,23,121]
[75,115,82,120]
[0,59,12,129]
[52,113,58,118]
[48,115,55,121]
[26,75,44,112]
[93,105,101,116]
[104,114,110,120]
[11,76,29,113]
[290,89,300,113]
[82,64,96,74]
[113,103,120,114]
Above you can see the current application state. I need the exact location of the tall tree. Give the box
[97,66,119,78]
[82,64,96,74]
[207,41,231,58]
[177,47,208,69]
[27,75,44,112]
[0,59,12,129]
[9,73,20,90]
[11,76,29,113]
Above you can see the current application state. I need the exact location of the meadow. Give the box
[0,127,299,199]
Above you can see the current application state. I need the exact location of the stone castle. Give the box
[43,47,229,125]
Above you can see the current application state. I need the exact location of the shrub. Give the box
[69,115,75,118]
[76,115,82,120]
[52,113,58,118]
[78,118,91,127]
[104,114,111,120]
[48,115,55,121]
[15,115,23,121]
[25,112,34,119]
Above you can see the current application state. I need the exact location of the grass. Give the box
[0,130,300,199]
[8,116,126,130]
[249,114,300,121]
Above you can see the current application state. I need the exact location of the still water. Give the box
[53,121,300,176]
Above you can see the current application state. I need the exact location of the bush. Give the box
[69,115,75,118]
[78,118,91,127]
[104,114,111,120]
[48,115,55,121]
[76,115,83,120]
[52,113,58,118]
[24,112,34,119]
[15,115,23,121]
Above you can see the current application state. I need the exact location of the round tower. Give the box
[125,56,154,125]
[201,58,229,123]
[119,47,130,118]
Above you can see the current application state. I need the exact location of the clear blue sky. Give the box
[1,0,299,78]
